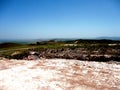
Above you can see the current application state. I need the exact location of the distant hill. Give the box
[0,37,120,44]
[0,39,50,44]
[96,37,120,40]
[0,39,38,44]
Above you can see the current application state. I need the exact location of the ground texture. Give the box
[0,59,120,90]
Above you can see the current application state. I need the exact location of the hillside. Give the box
[0,39,120,62]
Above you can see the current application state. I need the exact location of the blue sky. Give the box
[0,0,120,39]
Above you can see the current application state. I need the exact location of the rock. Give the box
[27,55,39,60]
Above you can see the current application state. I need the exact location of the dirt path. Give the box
[0,59,120,90]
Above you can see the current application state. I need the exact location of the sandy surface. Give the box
[0,59,120,90]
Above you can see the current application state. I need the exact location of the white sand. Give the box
[0,59,120,90]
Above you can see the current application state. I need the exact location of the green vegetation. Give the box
[0,39,120,61]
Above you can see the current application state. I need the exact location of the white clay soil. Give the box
[0,59,120,90]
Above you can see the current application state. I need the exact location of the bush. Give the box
[11,51,29,59]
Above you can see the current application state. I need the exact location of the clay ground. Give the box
[0,59,120,90]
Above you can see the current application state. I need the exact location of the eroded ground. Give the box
[0,59,120,90]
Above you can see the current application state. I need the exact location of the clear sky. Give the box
[0,0,120,40]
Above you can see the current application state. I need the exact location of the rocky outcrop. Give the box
[11,48,120,61]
